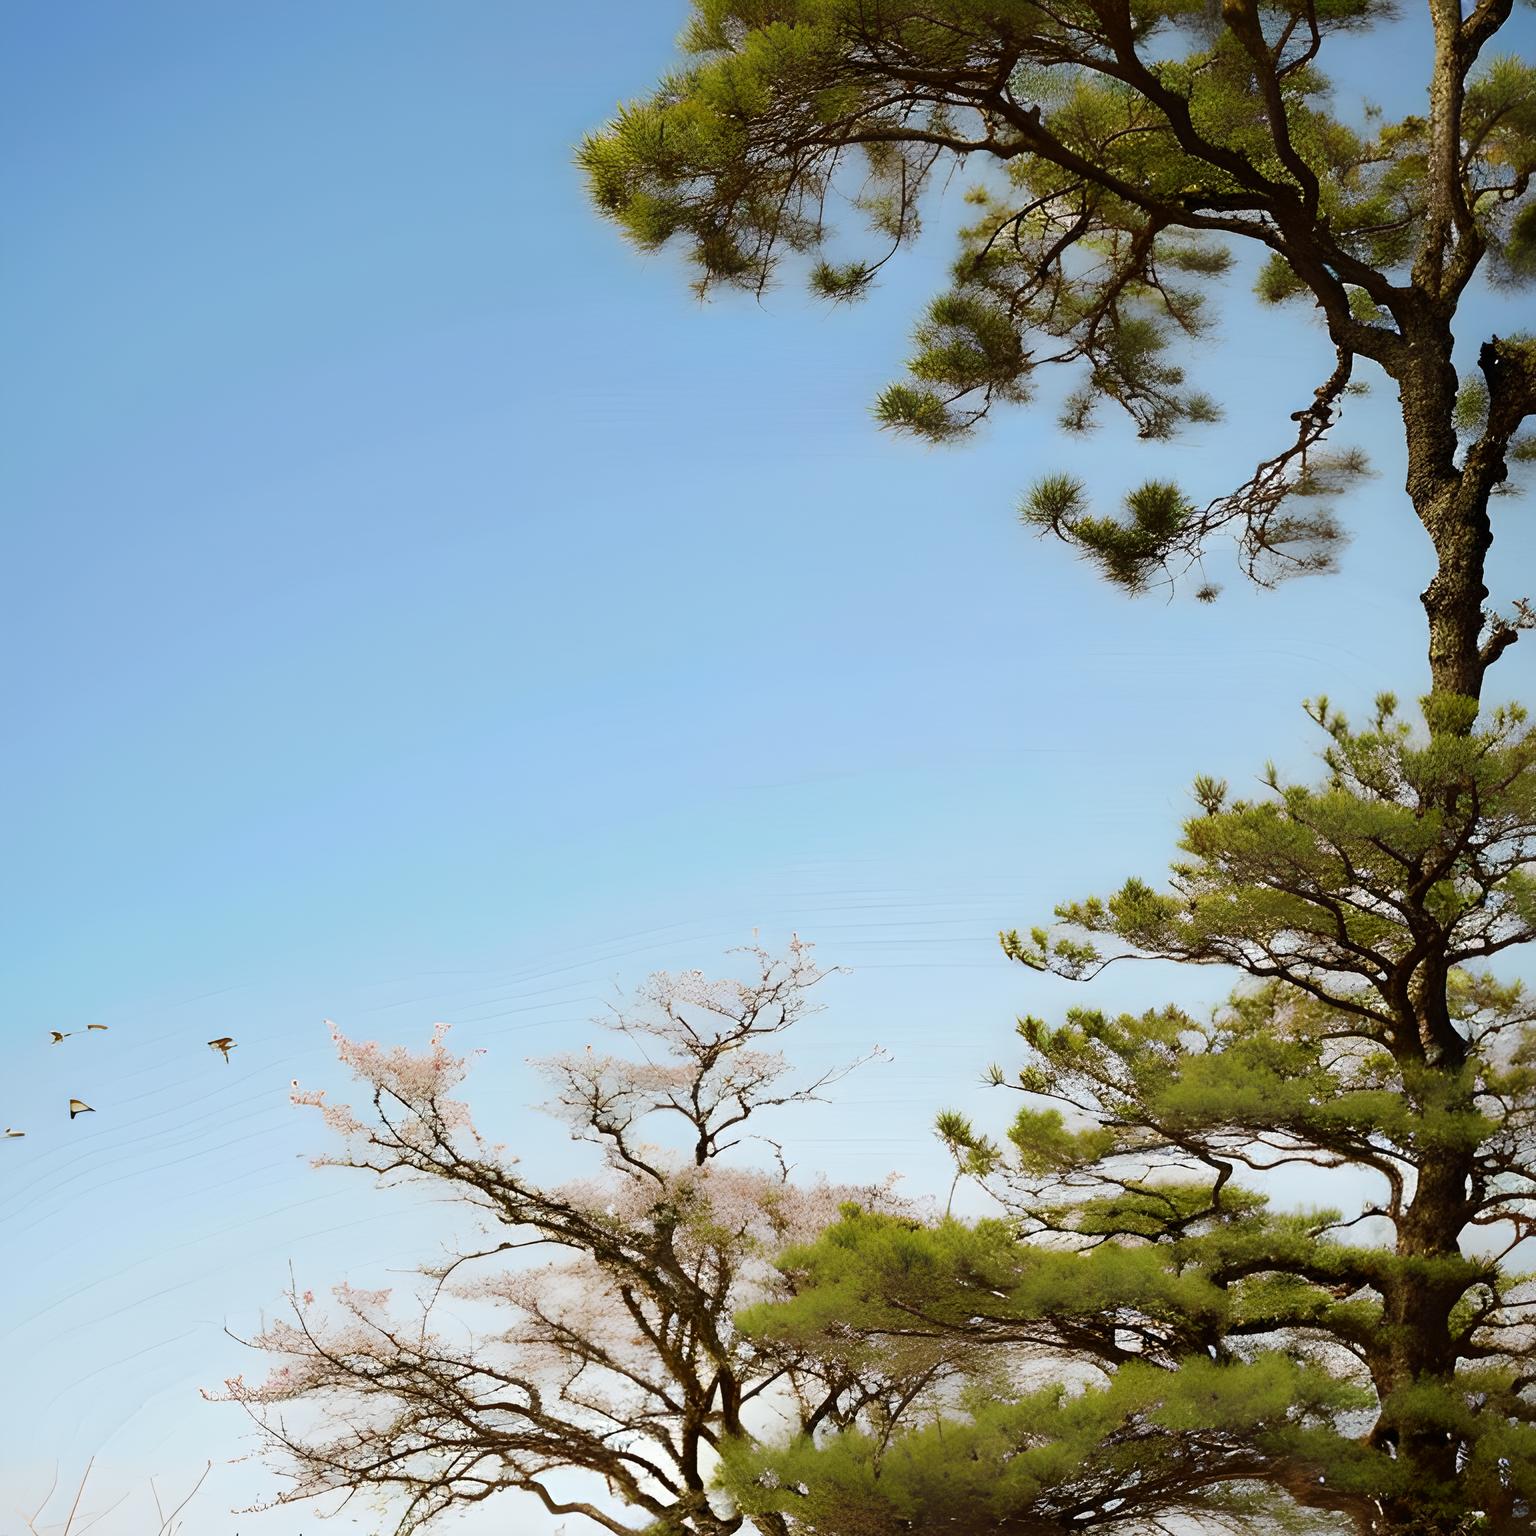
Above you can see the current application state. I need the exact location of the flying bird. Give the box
[68,1099,94,1120]
[3,1128,23,1139]
[208,1037,236,1062]
[49,1031,72,1044]
[86,1023,108,1032]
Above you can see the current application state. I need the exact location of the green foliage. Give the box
[1257,253,1312,305]
[873,382,959,440]
[1021,477,1198,592]
[582,0,1536,599]
[809,259,875,301]
[934,1108,1002,1182]
[1005,693,1536,990]
[1007,1106,1119,1174]
[729,696,1536,1534]
[1472,57,1536,287]
[722,1351,1368,1536]
[1502,201,1536,284]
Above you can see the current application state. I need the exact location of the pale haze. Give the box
[3,3,1535,1533]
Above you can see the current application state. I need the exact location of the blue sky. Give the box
[3,2,1535,1532]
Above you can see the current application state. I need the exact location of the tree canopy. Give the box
[726,695,1536,1534]
[210,941,940,1536]
[581,0,1536,700]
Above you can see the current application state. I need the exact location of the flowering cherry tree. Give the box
[210,939,932,1536]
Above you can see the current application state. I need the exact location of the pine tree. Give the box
[721,694,1536,1534]
[580,0,1536,702]
[582,12,1536,1531]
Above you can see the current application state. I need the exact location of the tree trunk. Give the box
[1419,479,1495,707]
[1375,1150,1477,1534]
[1397,319,1494,711]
